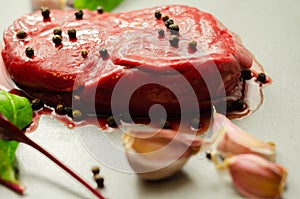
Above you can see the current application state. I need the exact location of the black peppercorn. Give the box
[99,48,109,60]
[81,49,88,57]
[107,116,117,127]
[52,35,62,45]
[206,152,212,160]
[158,28,165,37]
[97,6,104,14]
[241,69,252,80]
[91,166,100,175]
[31,98,44,110]
[17,30,27,39]
[233,99,245,111]
[226,101,233,112]
[72,109,83,122]
[165,19,174,29]
[41,7,50,19]
[55,104,66,115]
[65,106,73,118]
[94,174,104,188]
[154,10,162,19]
[227,99,245,112]
[188,40,197,51]
[257,73,267,83]
[162,15,169,22]
[53,27,62,36]
[169,24,179,35]
[72,95,81,106]
[25,47,34,58]
[169,35,179,47]
[68,28,77,39]
[75,10,83,19]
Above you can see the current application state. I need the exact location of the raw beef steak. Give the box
[1,5,253,116]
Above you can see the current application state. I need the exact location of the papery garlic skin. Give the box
[226,154,287,199]
[213,112,276,161]
[122,128,201,180]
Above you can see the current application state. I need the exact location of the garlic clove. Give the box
[122,127,201,180]
[225,154,287,199]
[213,112,276,161]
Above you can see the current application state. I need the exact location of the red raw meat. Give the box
[1,5,253,116]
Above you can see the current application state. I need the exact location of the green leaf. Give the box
[0,91,33,129]
[73,0,124,11]
[0,140,18,184]
[0,91,33,188]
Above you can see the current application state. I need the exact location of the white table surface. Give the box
[1,0,300,198]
